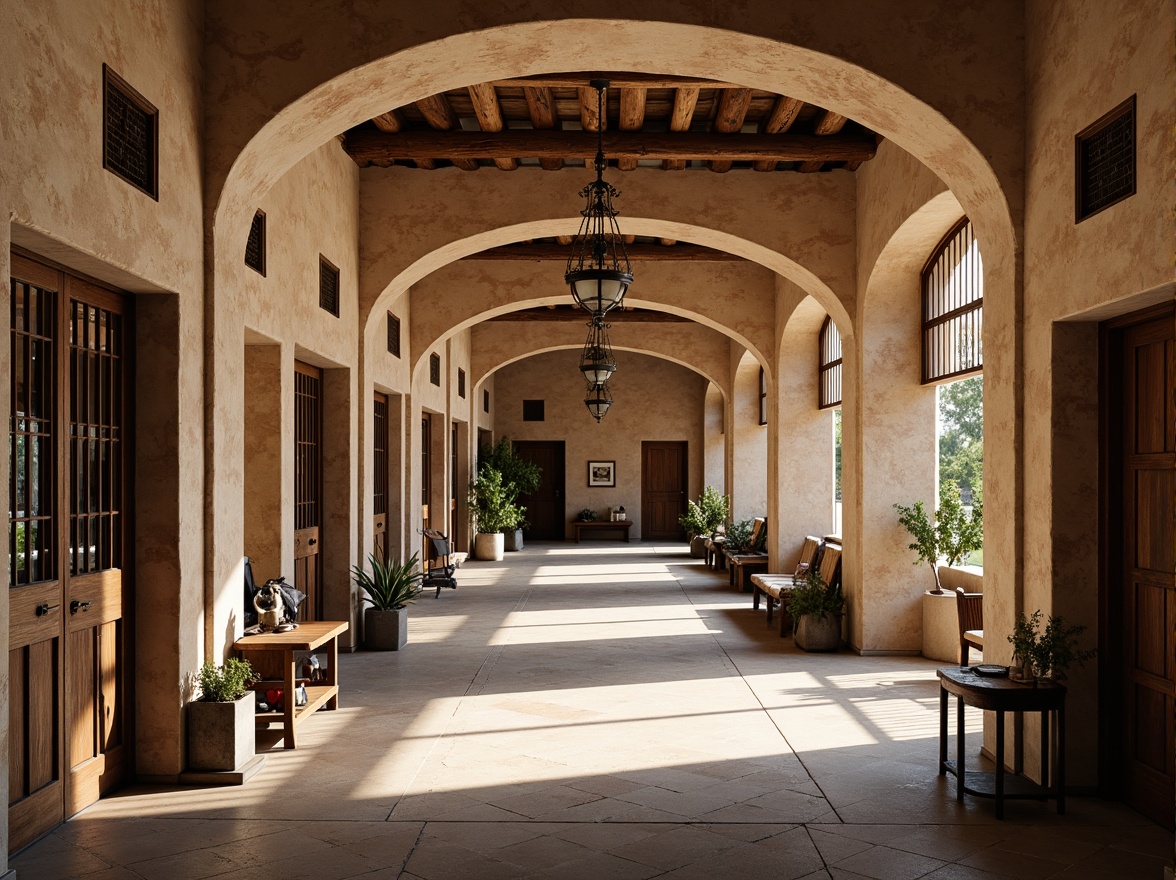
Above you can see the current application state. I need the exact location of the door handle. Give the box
[70,600,92,615]
[35,603,60,617]
[308,538,318,546]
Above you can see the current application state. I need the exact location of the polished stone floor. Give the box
[12,543,1171,879]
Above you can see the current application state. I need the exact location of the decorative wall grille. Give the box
[372,395,388,517]
[429,353,441,386]
[387,313,400,357]
[103,65,157,199]
[245,211,266,275]
[921,219,983,383]
[458,368,466,399]
[1076,96,1135,221]
[319,257,339,316]
[522,400,544,421]
[483,390,490,413]
[818,316,842,409]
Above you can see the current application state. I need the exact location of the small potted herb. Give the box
[788,569,845,652]
[353,552,424,651]
[188,657,256,772]
[1007,610,1096,683]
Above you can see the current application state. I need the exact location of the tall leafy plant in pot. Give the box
[477,438,541,550]
[679,486,730,557]
[894,481,983,594]
[353,552,423,651]
[469,467,523,561]
[188,657,257,772]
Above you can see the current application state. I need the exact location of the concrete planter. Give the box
[503,529,524,551]
[475,532,505,561]
[365,607,408,651]
[188,693,255,772]
[689,535,708,558]
[795,613,842,652]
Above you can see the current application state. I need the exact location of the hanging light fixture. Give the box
[584,381,614,423]
[565,79,633,315]
[578,314,616,386]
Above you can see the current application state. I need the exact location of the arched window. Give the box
[818,316,842,409]
[922,219,983,383]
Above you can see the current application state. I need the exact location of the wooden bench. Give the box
[752,541,842,637]
[572,520,632,543]
[751,535,822,626]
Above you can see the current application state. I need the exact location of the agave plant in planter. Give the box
[353,552,424,651]
[188,657,257,772]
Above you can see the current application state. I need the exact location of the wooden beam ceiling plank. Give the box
[616,87,647,171]
[492,73,742,90]
[372,110,403,133]
[343,129,878,165]
[798,110,849,172]
[415,93,478,170]
[753,95,803,171]
[663,86,699,170]
[579,86,604,170]
[487,305,692,322]
[467,83,518,170]
[555,235,574,245]
[463,242,740,261]
[709,87,753,173]
[523,86,564,170]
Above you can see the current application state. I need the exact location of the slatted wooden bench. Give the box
[572,520,632,543]
[752,540,842,637]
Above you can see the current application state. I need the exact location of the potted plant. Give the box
[188,657,256,772]
[679,486,730,557]
[576,508,599,522]
[469,467,522,560]
[477,438,541,551]
[353,552,423,650]
[894,481,983,594]
[1007,610,1096,683]
[722,518,756,554]
[788,569,845,651]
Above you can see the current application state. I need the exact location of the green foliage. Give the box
[196,657,255,702]
[678,486,730,538]
[576,508,599,522]
[469,467,525,534]
[352,552,423,611]
[939,377,983,501]
[1007,610,1097,680]
[894,481,983,592]
[788,568,844,633]
[478,437,542,497]
[724,518,756,553]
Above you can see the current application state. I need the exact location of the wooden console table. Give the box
[234,620,348,749]
[937,666,1066,819]
[727,552,768,592]
[572,520,632,543]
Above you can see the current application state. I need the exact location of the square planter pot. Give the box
[795,613,842,652]
[365,606,408,651]
[503,529,524,551]
[188,693,255,772]
[689,535,708,558]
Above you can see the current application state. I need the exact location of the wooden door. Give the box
[1100,303,1174,829]
[642,441,688,541]
[514,441,565,540]
[293,362,321,620]
[9,254,131,852]
[420,416,430,561]
[372,393,388,561]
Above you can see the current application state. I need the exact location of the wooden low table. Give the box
[572,520,632,542]
[937,666,1066,819]
[727,552,768,591]
[234,620,348,749]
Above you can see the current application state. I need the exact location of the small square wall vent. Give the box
[103,64,158,199]
[458,369,466,399]
[522,400,545,421]
[1076,96,1135,222]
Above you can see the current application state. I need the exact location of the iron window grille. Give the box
[921,219,982,383]
[102,64,158,199]
[245,210,266,276]
[429,353,441,386]
[1075,95,1135,222]
[319,256,339,317]
[818,316,843,409]
[387,313,400,357]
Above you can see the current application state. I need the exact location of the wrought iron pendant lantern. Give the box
[584,382,614,423]
[578,314,616,387]
[565,79,633,315]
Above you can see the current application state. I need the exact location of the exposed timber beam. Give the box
[487,305,691,322]
[373,109,403,133]
[753,96,803,171]
[617,87,647,170]
[798,111,849,172]
[663,87,699,171]
[343,129,877,166]
[463,242,740,261]
[415,94,478,170]
[490,73,744,90]
[523,86,563,170]
[709,88,753,173]
[467,83,517,170]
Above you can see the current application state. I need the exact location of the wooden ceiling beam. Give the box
[663,86,699,171]
[798,111,849,172]
[490,73,744,90]
[523,86,563,171]
[487,305,691,322]
[617,88,647,171]
[415,94,478,170]
[372,109,404,133]
[753,96,803,171]
[467,83,518,171]
[578,86,605,170]
[343,128,878,165]
[709,87,753,173]
[463,242,740,261]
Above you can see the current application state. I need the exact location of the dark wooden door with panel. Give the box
[293,361,322,620]
[641,441,688,541]
[372,392,388,561]
[514,441,565,540]
[9,254,131,852]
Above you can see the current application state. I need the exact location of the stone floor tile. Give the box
[957,845,1070,879]
[608,824,743,869]
[831,843,947,880]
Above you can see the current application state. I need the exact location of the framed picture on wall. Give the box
[587,460,616,488]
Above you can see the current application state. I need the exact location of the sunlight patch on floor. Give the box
[407,613,470,642]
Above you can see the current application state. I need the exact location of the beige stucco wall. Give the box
[492,351,706,541]
[729,350,769,522]
[704,385,726,496]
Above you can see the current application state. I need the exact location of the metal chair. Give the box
[955,587,984,666]
[419,529,458,598]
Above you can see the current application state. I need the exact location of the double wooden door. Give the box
[514,441,564,540]
[642,441,688,541]
[8,254,131,851]
[1101,303,1174,828]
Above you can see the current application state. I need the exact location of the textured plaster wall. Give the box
[729,350,769,522]
[0,0,206,795]
[704,385,726,497]
[1019,0,1176,785]
[493,351,706,540]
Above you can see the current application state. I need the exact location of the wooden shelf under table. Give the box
[233,620,349,749]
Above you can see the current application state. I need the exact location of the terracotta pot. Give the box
[474,532,505,561]
[187,693,255,772]
[795,613,842,652]
[365,606,408,651]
